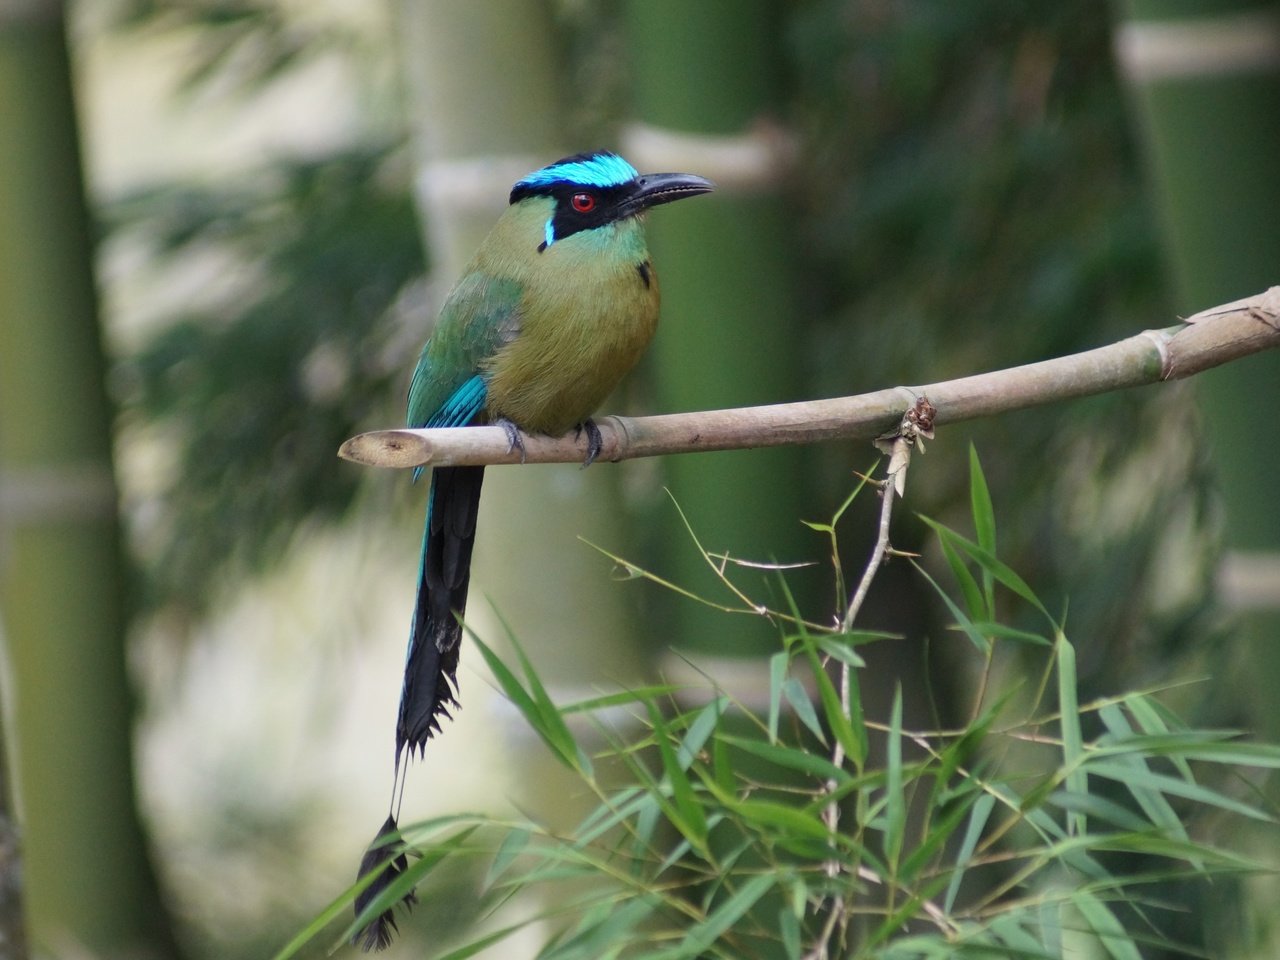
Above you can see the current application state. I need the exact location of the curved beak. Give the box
[620,172,715,218]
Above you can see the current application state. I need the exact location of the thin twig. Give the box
[802,904,844,960]
[813,401,932,959]
[841,439,911,635]
[821,443,906,859]
[852,865,959,935]
[338,288,1279,469]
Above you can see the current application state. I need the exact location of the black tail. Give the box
[352,815,415,951]
[353,465,486,950]
[396,464,485,761]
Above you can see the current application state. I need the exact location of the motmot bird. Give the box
[354,151,714,950]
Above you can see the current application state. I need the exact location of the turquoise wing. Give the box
[407,272,523,429]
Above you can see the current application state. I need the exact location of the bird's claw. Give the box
[496,417,527,463]
[575,419,604,468]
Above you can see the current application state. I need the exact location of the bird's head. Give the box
[510,151,714,251]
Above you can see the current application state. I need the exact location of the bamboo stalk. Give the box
[0,4,180,955]
[340,287,1279,470]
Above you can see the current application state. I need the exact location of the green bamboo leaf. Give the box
[469,631,540,728]
[968,444,997,614]
[939,530,988,622]
[718,734,851,783]
[471,631,589,776]
[1056,633,1086,836]
[918,516,1051,620]
[782,676,827,746]
[777,579,847,751]
[271,873,373,960]
[814,635,869,666]
[694,833,752,913]
[1125,693,1196,781]
[1100,727,1280,771]
[1072,890,1142,960]
[863,874,961,953]
[1086,760,1271,821]
[1096,704,1191,854]
[911,558,991,653]
[989,913,1052,956]
[1039,901,1063,958]
[559,684,682,715]
[840,629,903,645]
[732,798,832,843]
[832,465,876,527]
[712,722,735,794]
[804,640,866,765]
[1128,690,1192,733]
[433,920,535,960]
[1094,833,1269,870]
[669,873,775,957]
[900,786,977,882]
[964,620,1052,646]
[539,897,656,960]
[678,698,727,770]
[616,737,694,853]
[575,786,648,847]
[647,702,709,851]
[935,687,1016,791]
[1017,806,1109,881]
[1045,791,1148,832]
[1172,742,1280,766]
[1093,730,1236,754]
[504,624,585,766]
[885,685,906,868]
[768,651,788,743]
[504,861,595,887]
[632,794,661,859]
[779,905,802,960]
[483,827,531,893]
[943,791,995,913]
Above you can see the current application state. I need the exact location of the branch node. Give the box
[875,396,936,495]
[598,414,630,462]
[1139,328,1175,380]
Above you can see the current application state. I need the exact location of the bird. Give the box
[353,151,714,950]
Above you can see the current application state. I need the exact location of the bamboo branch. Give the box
[339,287,1280,470]
[814,406,934,958]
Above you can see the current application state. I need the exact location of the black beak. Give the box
[620,172,715,218]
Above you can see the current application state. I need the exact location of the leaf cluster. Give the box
[109,147,424,614]
[284,455,1277,959]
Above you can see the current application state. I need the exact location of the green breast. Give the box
[482,214,661,435]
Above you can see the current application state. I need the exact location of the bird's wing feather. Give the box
[426,375,487,429]
[407,272,523,428]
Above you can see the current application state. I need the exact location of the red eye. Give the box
[571,193,596,213]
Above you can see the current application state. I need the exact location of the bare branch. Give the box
[813,402,933,957]
[339,287,1280,470]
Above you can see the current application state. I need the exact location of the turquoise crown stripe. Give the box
[515,152,639,192]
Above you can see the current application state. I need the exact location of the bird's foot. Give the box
[575,419,604,468]
[496,417,527,463]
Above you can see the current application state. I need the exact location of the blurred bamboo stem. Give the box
[341,286,1279,470]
